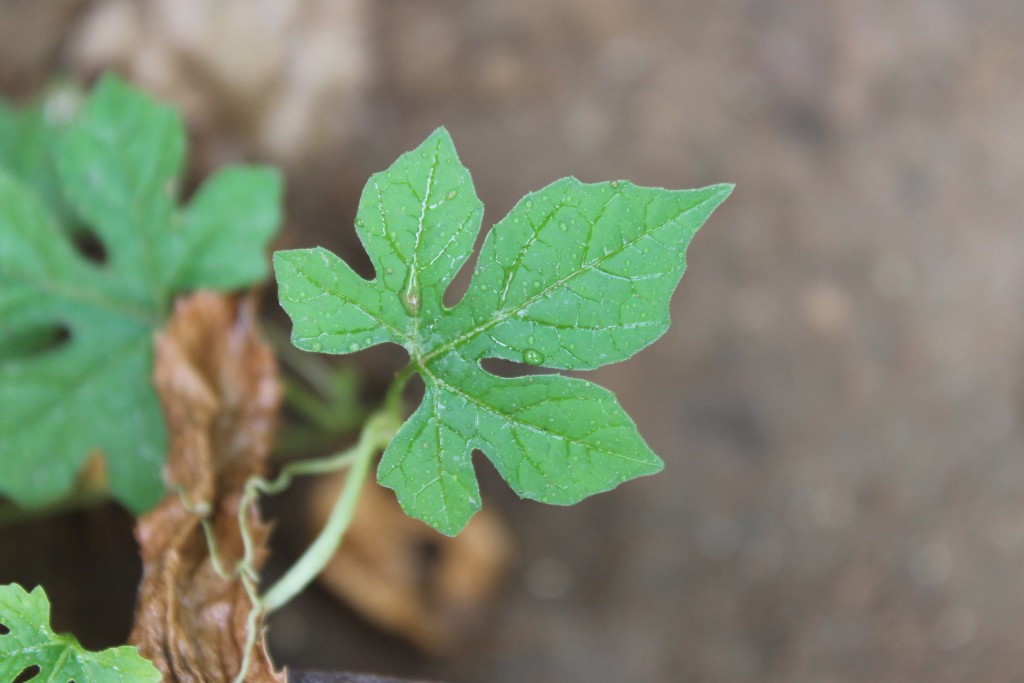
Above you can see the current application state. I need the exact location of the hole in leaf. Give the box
[479,357,528,379]
[70,229,107,265]
[0,620,8,635]
[401,371,425,406]
[12,665,40,683]
[0,325,71,359]
[441,269,472,309]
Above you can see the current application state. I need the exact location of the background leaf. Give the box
[0,583,161,683]
[0,75,281,513]
[0,91,78,228]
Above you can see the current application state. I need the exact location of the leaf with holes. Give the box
[0,75,282,513]
[0,583,161,682]
[275,127,731,535]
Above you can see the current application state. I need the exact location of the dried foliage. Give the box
[130,292,284,682]
[70,0,372,167]
[309,473,512,653]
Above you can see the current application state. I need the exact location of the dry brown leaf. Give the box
[308,471,512,654]
[69,0,372,168]
[130,292,284,682]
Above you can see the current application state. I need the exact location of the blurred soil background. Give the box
[3,1,1024,681]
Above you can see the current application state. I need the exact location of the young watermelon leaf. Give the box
[0,75,281,514]
[275,127,731,535]
[0,583,161,682]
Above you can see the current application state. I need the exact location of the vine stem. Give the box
[189,376,405,682]
[259,410,398,613]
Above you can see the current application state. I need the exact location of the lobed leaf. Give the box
[379,352,663,533]
[0,75,281,513]
[0,583,161,682]
[276,127,732,534]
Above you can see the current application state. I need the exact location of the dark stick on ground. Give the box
[289,672,437,683]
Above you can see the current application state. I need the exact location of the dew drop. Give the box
[402,291,421,315]
[446,190,458,200]
[559,222,568,232]
[386,267,394,275]
[308,340,323,352]
[610,180,620,189]
[525,199,534,209]
[402,270,421,315]
[349,342,359,352]
[363,337,372,345]
[523,349,544,365]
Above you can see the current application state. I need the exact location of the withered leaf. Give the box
[130,292,284,683]
[308,472,511,654]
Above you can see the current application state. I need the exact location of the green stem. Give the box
[282,378,348,433]
[263,323,338,398]
[260,411,397,613]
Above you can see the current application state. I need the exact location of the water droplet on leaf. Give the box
[446,190,458,200]
[402,270,421,315]
[523,349,544,365]
[402,292,420,315]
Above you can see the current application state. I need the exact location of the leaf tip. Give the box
[271,248,290,270]
[711,182,736,198]
[430,124,452,140]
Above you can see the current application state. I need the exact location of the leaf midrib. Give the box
[31,275,160,325]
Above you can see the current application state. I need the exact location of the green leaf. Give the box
[275,127,731,535]
[0,583,161,683]
[0,93,76,228]
[0,75,282,513]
